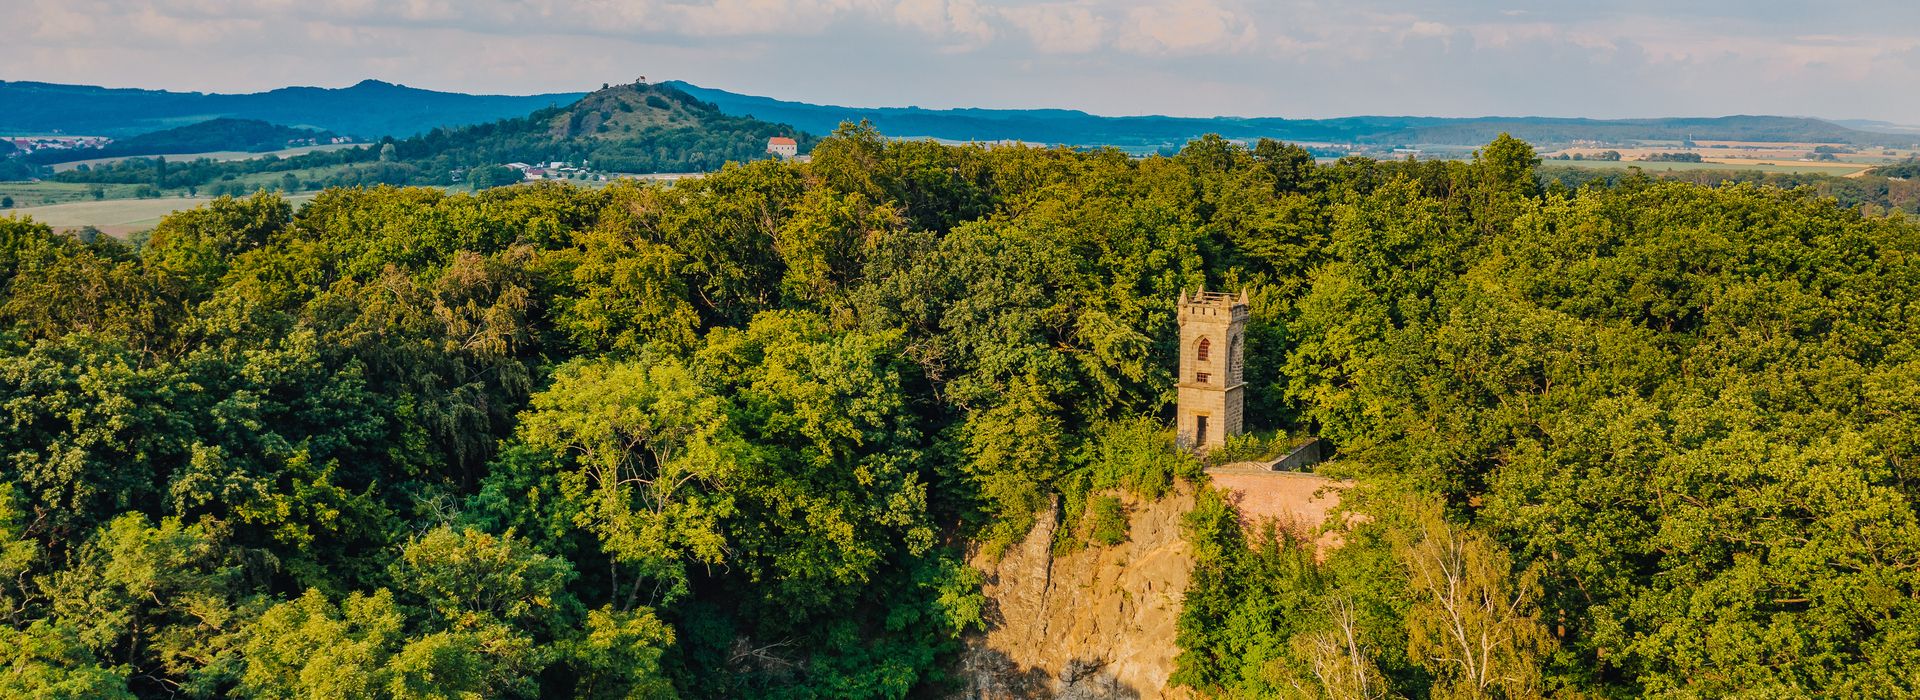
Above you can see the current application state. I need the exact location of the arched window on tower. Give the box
[1195,337,1212,384]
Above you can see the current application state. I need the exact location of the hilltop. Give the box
[391,81,811,174]
[0,79,586,139]
[548,83,720,139]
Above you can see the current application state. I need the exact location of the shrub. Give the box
[1087,496,1128,546]
[1083,417,1200,500]
[1204,431,1294,467]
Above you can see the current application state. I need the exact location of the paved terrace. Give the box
[1204,462,1352,556]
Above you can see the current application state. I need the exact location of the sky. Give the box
[9,0,1920,122]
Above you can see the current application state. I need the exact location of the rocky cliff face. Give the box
[953,470,1348,699]
[957,488,1198,700]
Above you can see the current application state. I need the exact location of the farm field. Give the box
[3,193,320,236]
[1,175,328,211]
[47,143,360,172]
[1543,140,1913,176]
[1542,158,1872,176]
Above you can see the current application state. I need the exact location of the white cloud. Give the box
[24,2,98,41]
[892,0,997,47]
[663,0,874,37]
[999,2,1105,54]
[1116,0,1257,54]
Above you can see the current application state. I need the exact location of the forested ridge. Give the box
[670,80,1915,150]
[4,126,1920,698]
[0,79,586,140]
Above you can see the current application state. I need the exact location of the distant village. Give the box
[491,135,806,183]
[287,135,357,147]
[4,136,111,154]
[4,134,353,156]
[500,161,608,182]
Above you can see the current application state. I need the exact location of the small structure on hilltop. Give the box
[1176,287,1247,451]
[766,136,798,159]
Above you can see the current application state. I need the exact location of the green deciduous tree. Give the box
[43,513,261,696]
[516,357,738,607]
[0,621,135,699]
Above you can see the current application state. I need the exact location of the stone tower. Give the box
[1177,288,1248,451]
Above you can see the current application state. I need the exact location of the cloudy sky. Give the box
[10,0,1920,121]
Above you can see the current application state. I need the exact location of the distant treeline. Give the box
[1873,159,1920,179]
[51,149,399,194]
[26,118,337,165]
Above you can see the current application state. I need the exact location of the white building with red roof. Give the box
[766,136,798,159]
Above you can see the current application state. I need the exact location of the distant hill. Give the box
[547,86,720,139]
[393,81,812,174]
[0,79,587,139]
[663,81,1919,150]
[28,118,338,164]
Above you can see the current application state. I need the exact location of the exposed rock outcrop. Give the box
[958,488,1196,699]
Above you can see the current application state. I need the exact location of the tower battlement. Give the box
[1178,289,1249,319]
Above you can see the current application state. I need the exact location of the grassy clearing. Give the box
[205,163,362,193]
[0,161,442,216]
[0,181,161,207]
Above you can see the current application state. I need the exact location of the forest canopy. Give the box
[3,126,1920,698]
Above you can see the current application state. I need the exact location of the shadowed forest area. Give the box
[4,126,1920,698]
